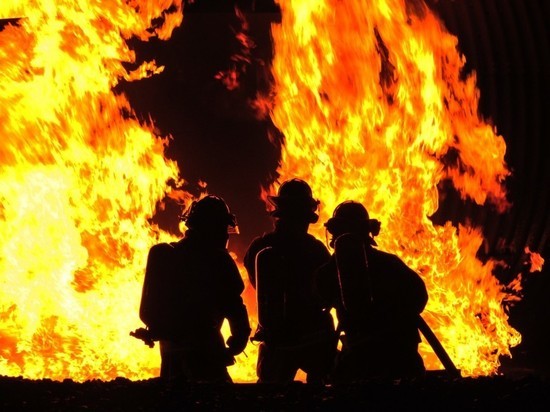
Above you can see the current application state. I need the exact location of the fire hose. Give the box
[334,233,461,378]
[417,315,461,378]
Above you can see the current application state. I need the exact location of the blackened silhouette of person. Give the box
[244,178,336,384]
[138,195,251,383]
[317,200,428,382]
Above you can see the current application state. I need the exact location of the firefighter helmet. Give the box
[324,201,380,240]
[181,195,237,232]
[267,178,320,223]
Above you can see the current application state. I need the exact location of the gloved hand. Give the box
[226,334,248,356]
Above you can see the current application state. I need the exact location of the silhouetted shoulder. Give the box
[306,233,331,255]
[243,233,274,283]
[217,249,245,291]
[368,248,428,310]
[369,248,417,274]
[148,242,175,256]
[145,243,177,276]
[246,233,273,252]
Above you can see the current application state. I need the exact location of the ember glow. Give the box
[0,0,534,383]
[265,0,522,376]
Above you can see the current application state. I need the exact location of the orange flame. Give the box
[0,1,185,381]
[264,0,520,376]
[525,247,545,273]
[0,0,530,383]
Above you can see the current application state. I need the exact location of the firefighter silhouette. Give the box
[244,178,336,383]
[137,195,251,383]
[317,200,428,381]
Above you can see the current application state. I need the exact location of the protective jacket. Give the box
[244,226,336,383]
[317,235,428,380]
[140,229,250,380]
[244,229,333,344]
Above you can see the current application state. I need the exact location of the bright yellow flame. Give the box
[0,1,185,381]
[266,0,520,377]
